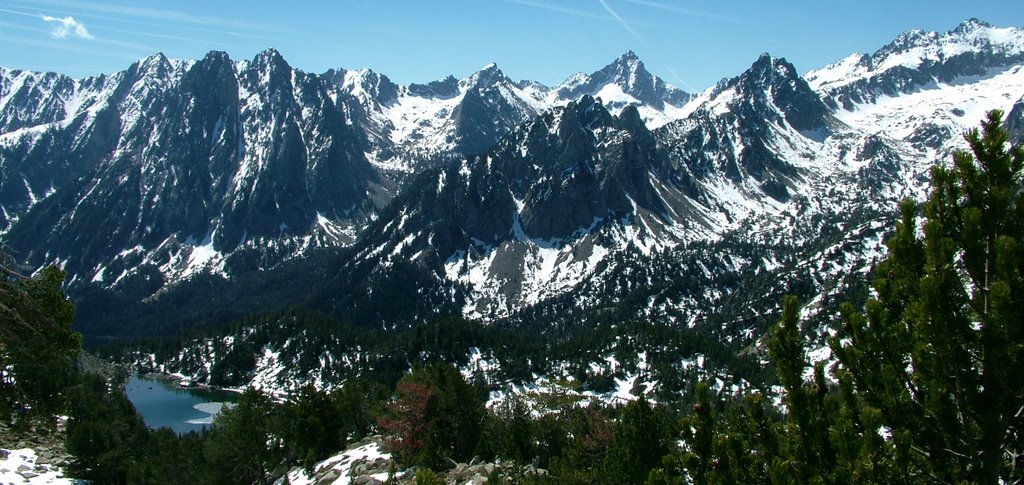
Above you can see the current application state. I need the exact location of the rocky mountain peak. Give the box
[465,62,507,89]
[516,79,550,94]
[757,56,808,92]
[616,103,644,130]
[877,28,934,57]
[250,48,290,75]
[200,50,233,66]
[743,53,795,81]
[609,50,644,78]
[730,54,828,131]
[130,52,176,81]
[557,95,616,136]
[954,18,993,34]
[615,103,656,152]
[255,47,284,62]
[326,68,399,105]
[554,52,689,111]
[188,51,235,86]
[871,18,1023,65]
[141,51,169,67]
[186,51,238,99]
[610,50,642,72]
[595,51,657,97]
[449,63,538,154]
[408,75,460,98]
[241,48,294,95]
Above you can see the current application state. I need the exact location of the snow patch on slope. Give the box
[0,448,79,484]
[834,65,1024,153]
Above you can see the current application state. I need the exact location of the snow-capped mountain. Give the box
[0,68,76,133]
[320,18,1020,348]
[331,62,545,176]
[331,52,691,177]
[807,19,1024,159]
[517,17,1024,344]
[335,52,911,323]
[349,96,680,318]
[552,50,691,126]
[0,49,695,296]
[0,49,388,290]
[807,19,1024,108]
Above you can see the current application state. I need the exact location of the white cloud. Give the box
[40,14,94,40]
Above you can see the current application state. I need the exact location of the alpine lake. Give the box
[124,374,239,434]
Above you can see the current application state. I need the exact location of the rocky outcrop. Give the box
[278,435,547,485]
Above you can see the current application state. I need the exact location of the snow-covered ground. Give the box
[279,439,393,485]
[0,448,81,484]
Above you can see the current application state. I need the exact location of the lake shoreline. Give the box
[135,371,245,395]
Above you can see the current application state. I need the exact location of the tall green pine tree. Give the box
[834,110,1024,484]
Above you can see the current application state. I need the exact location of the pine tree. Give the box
[283,385,346,473]
[768,295,849,483]
[379,363,484,469]
[65,373,148,484]
[680,383,715,483]
[768,295,815,482]
[204,389,285,485]
[0,263,80,424]
[603,395,669,484]
[834,110,1024,484]
[723,295,905,484]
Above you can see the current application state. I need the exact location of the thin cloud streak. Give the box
[504,0,610,21]
[503,0,661,29]
[667,67,698,93]
[0,6,38,18]
[1,5,312,66]
[598,0,642,41]
[622,0,739,22]
[25,0,288,34]
[0,31,136,62]
[100,26,240,49]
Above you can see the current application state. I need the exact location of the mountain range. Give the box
[0,46,688,290]
[2,18,1023,394]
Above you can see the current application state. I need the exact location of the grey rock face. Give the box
[555,51,691,110]
[0,49,385,288]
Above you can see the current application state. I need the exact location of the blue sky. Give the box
[1,0,1022,92]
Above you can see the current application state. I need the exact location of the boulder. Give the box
[315,469,341,484]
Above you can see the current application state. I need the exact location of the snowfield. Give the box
[0,448,80,484]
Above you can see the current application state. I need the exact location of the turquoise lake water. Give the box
[124,375,238,434]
